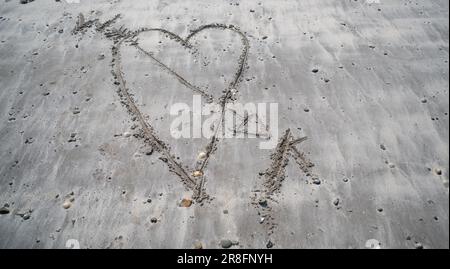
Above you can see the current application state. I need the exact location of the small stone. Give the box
[266,240,274,249]
[197,152,207,159]
[258,199,268,207]
[223,209,228,214]
[179,198,193,208]
[192,170,203,177]
[123,132,131,137]
[193,241,203,249]
[68,133,77,142]
[342,178,349,183]
[333,198,340,206]
[304,108,310,112]
[414,242,424,249]
[377,208,383,212]
[220,239,233,249]
[150,217,158,223]
[435,168,442,175]
[146,198,152,203]
[324,78,330,83]
[0,207,10,214]
[62,201,72,209]
[388,163,395,168]
[312,68,319,73]
[380,144,386,150]
[421,98,427,103]
[312,178,321,185]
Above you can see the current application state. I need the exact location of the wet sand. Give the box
[0,0,448,249]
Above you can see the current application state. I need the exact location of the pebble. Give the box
[377,208,383,213]
[192,170,203,177]
[414,242,424,249]
[312,68,319,73]
[342,178,349,183]
[380,144,386,150]
[197,152,207,159]
[68,133,77,142]
[150,217,158,223]
[388,163,396,168]
[312,178,321,185]
[123,132,131,137]
[435,168,442,175]
[220,239,233,249]
[0,207,10,214]
[193,241,203,249]
[179,198,193,208]
[365,239,381,249]
[333,198,340,206]
[266,240,274,249]
[62,201,72,209]
[223,209,228,214]
[258,199,268,207]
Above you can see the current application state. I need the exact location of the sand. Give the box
[0,0,448,249]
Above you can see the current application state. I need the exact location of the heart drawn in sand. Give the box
[111,24,250,203]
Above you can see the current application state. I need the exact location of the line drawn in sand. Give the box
[251,128,321,246]
[72,15,322,239]
[73,14,251,203]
